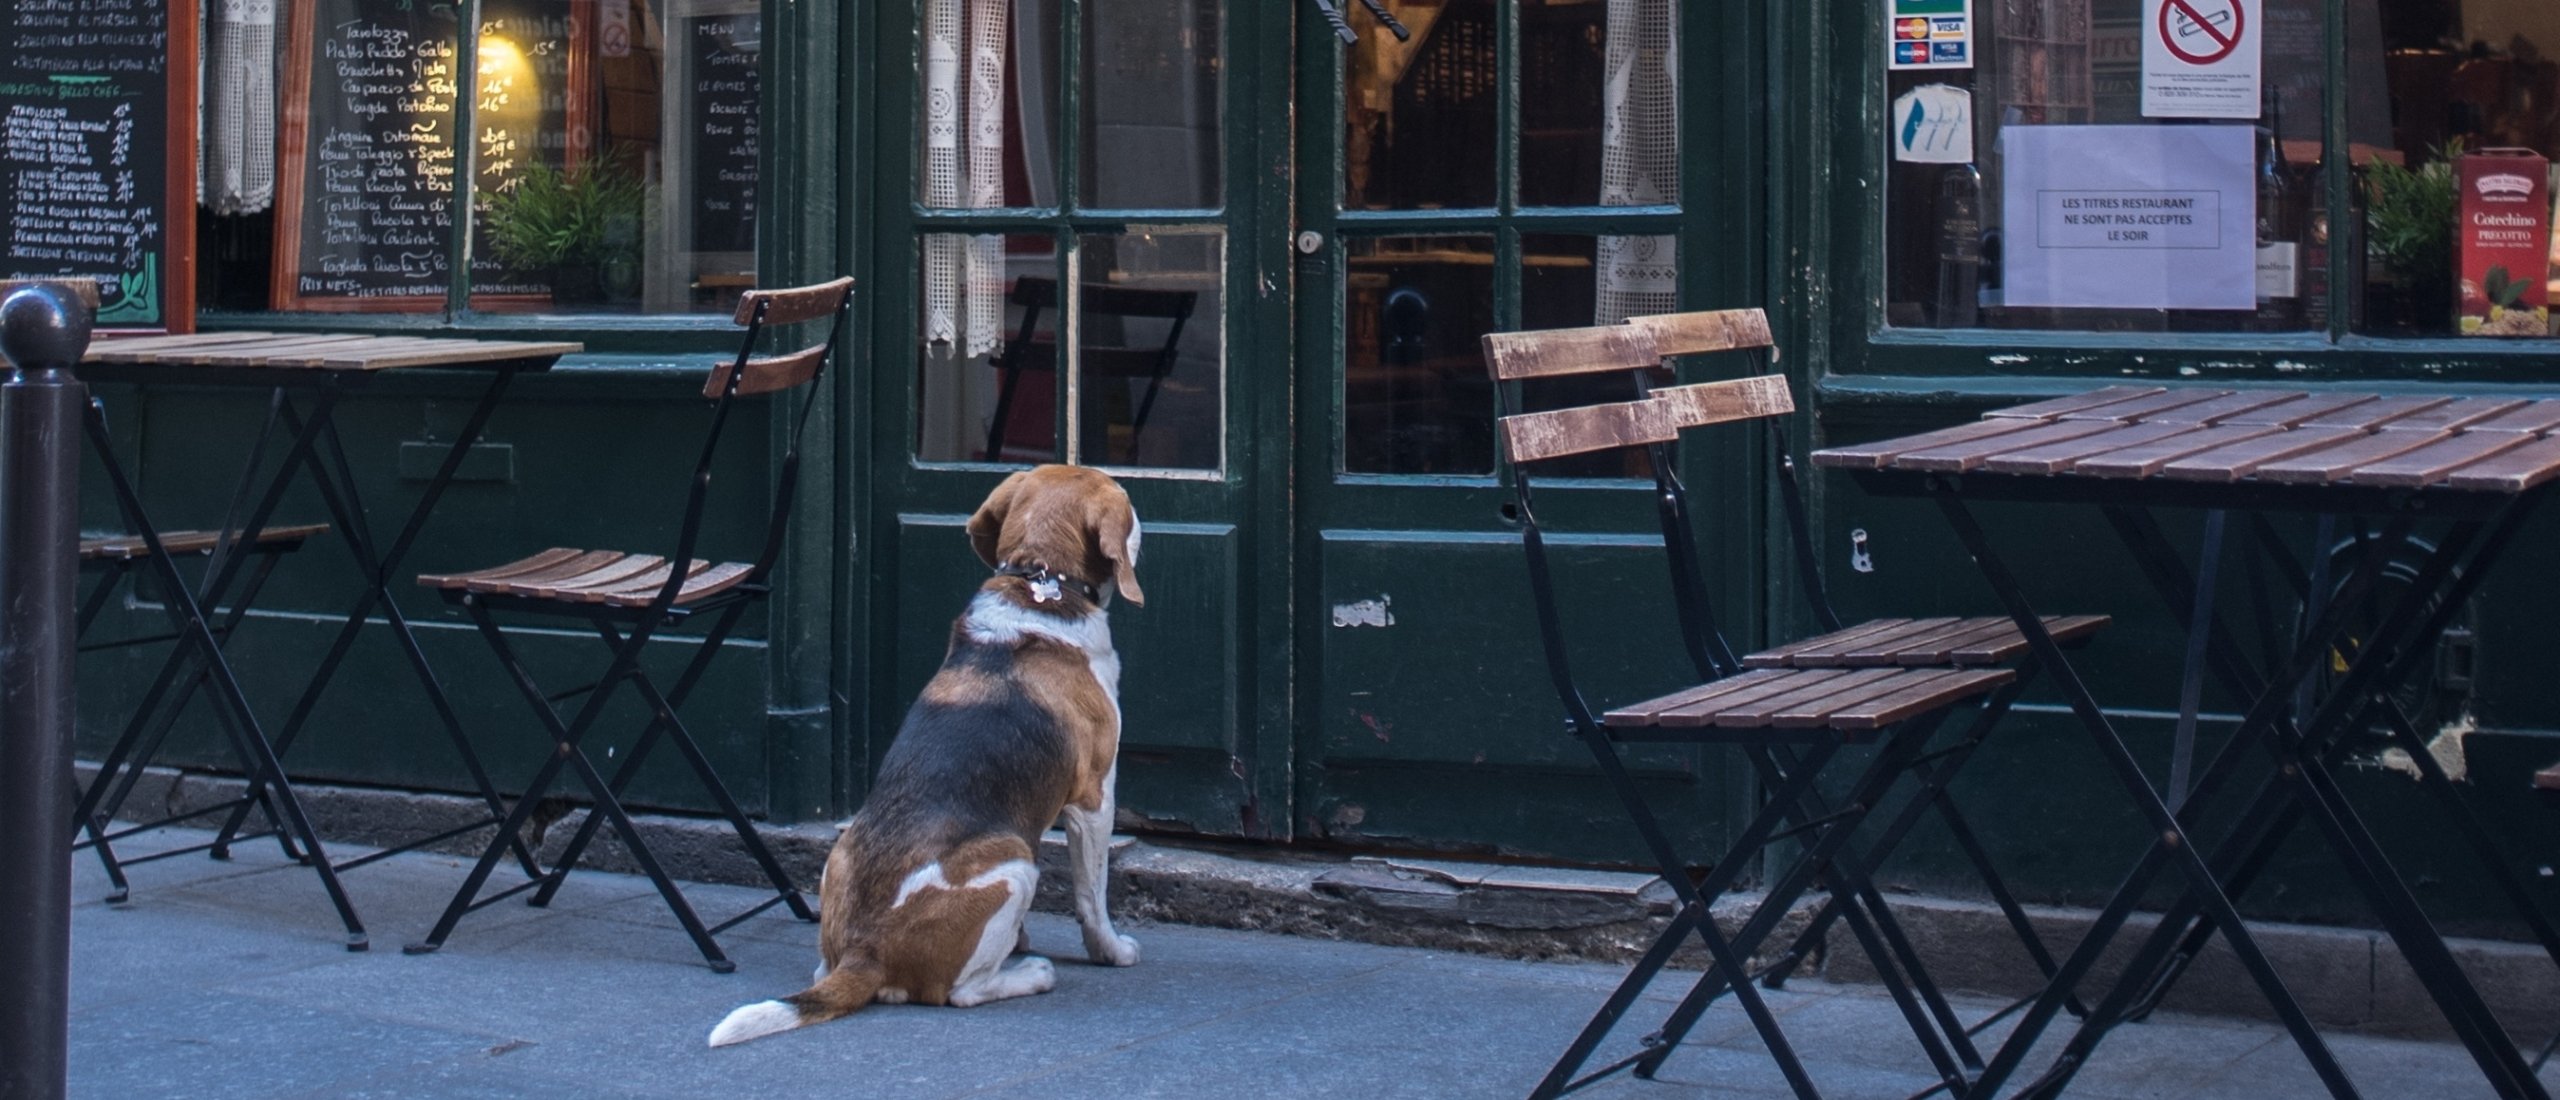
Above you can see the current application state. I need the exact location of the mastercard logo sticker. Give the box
[1896,18,1932,39]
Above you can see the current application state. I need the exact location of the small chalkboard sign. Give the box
[686,13,758,255]
[272,0,581,311]
[0,0,196,331]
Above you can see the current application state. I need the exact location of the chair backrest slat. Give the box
[1483,324,1660,380]
[1651,376,1795,428]
[704,344,826,398]
[1502,398,1679,465]
[733,276,855,327]
[1626,308,1774,357]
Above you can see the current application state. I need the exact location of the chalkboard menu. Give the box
[686,13,759,255]
[272,0,576,310]
[0,0,196,330]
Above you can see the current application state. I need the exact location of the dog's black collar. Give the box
[994,561,1100,605]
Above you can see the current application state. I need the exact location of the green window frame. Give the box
[1821,0,2560,386]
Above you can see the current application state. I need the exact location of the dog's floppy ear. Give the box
[1091,491,1145,607]
[966,471,1030,570]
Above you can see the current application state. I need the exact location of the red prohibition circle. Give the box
[2159,0,2243,66]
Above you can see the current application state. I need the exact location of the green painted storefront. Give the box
[77,0,2560,936]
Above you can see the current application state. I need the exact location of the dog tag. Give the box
[1029,576,1063,603]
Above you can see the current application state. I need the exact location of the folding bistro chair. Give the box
[69,524,329,901]
[1488,311,2097,1100]
[404,277,851,970]
[981,276,1197,463]
[1614,317,2105,1024]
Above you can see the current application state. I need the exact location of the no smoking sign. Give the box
[2144,0,2261,118]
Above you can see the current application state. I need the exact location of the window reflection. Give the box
[917,233,1055,464]
[1345,0,1497,210]
[1076,231,1223,470]
[1082,0,1222,209]
[2357,0,2560,336]
[1885,0,2560,340]
[454,0,768,314]
[1344,236,1496,474]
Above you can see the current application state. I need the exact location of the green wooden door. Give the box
[863,0,1293,837]
[862,0,1759,858]
[1287,0,1765,862]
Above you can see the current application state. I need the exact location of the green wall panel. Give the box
[1307,528,1734,865]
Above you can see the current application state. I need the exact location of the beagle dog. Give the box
[709,465,1144,1047]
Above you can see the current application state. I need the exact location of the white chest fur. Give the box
[961,591,1122,729]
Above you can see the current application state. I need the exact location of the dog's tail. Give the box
[706,960,885,1047]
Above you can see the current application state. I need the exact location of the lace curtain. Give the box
[922,0,1010,358]
[201,0,278,213]
[1595,0,1677,324]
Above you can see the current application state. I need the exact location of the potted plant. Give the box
[481,151,646,305]
[2362,139,2462,334]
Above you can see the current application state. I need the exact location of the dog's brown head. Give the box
[965,465,1144,607]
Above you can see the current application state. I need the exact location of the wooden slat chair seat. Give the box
[418,549,756,610]
[1744,614,2110,670]
[1487,309,2091,1100]
[1602,666,2016,733]
[405,277,852,971]
[80,523,330,562]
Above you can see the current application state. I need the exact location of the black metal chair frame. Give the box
[1494,321,2059,1100]
[68,525,327,903]
[981,276,1196,463]
[404,279,851,971]
[1831,463,2560,1100]
[69,355,556,949]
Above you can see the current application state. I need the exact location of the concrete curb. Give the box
[80,763,2555,1041]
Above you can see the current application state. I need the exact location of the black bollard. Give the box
[0,282,92,1100]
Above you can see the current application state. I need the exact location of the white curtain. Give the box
[922,0,1010,359]
[201,0,278,214]
[1595,0,1677,325]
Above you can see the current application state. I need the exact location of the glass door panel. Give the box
[1342,234,1496,475]
[873,0,1276,842]
[1080,0,1224,209]
[1298,0,1729,864]
[1344,0,1499,210]
[1074,229,1224,470]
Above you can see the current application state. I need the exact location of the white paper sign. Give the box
[2001,125,2257,311]
[2143,0,2262,118]
[1893,85,1975,164]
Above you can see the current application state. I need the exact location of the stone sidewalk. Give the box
[63,827,2558,1099]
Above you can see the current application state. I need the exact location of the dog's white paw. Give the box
[1013,954,1058,990]
[1085,931,1140,967]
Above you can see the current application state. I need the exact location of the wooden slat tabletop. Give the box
[83,332,580,372]
[1815,389,2560,496]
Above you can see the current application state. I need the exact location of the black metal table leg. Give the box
[207,371,544,880]
[77,400,368,950]
[1931,489,2359,1099]
[2093,504,2550,1098]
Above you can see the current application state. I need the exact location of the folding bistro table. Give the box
[70,332,578,949]
[1816,388,2560,1099]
